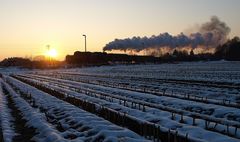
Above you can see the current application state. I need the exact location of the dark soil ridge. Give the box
[0,120,3,142]
[3,86,37,142]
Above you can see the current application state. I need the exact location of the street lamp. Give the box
[82,34,87,52]
[46,45,51,61]
[46,45,50,52]
[46,44,51,67]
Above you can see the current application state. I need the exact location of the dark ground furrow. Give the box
[0,122,3,142]
[3,86,38,142]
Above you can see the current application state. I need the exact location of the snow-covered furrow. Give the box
[1,80,70,142]
[0,81,14,142]
[34,73,240,108]
[21,75,240,130]
[63,73,240,101]
[23,74,240,125]
[40,71,240,87]
[24,75,240,132]
[69,75,240,106]
[71,74,240,100]
[55,62,240,84]
[13,75,240,142]
[20,74,240,135]
[6,76,149,142]
[53,72,240,89]
[51,63,240,85]
[87,77,240,107]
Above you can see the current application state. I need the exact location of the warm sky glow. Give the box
[46,48,57,58]
[0,0,240,60]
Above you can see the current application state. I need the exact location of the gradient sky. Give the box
[0,0,240,60]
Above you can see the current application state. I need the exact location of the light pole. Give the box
[46,44,51,67]
[46,45,51,61]
[82,34,87,52]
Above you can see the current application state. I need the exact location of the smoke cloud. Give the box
[103,16,231,54]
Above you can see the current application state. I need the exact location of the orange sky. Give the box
[0,0,240,61]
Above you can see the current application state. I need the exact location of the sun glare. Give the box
[47,48,57,58]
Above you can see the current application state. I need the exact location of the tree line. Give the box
[0,36,239,68]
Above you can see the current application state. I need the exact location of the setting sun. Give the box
[46,48,57,58]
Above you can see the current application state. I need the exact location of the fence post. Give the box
[185,133,188,142]
[171,113,175,120]
[157,126,160,142]
[205,120,208,129]
[192,117,196,126]
[168,129,171,142]
[226,124,229,134]
[174,131,178,142]
[180,114,184,123]
[234,127,238,136]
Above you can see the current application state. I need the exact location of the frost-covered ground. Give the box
[1,61,240,142]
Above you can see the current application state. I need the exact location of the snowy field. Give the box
[1,61,240,142]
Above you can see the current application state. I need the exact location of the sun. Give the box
[46,48,57,58]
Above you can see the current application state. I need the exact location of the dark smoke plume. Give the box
[103,16,231,53]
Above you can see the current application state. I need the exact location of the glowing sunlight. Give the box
[46,48,57,58]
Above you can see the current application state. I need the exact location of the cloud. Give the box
[103,16,231,53]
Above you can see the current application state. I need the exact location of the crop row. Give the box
[13,74,240,142]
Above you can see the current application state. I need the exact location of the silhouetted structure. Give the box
[65,51,160,66]
[1,36,239,69]
[0,57,64,69]
[65,50,220,66]
[215,36,240,60]
[0,57,32,67]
